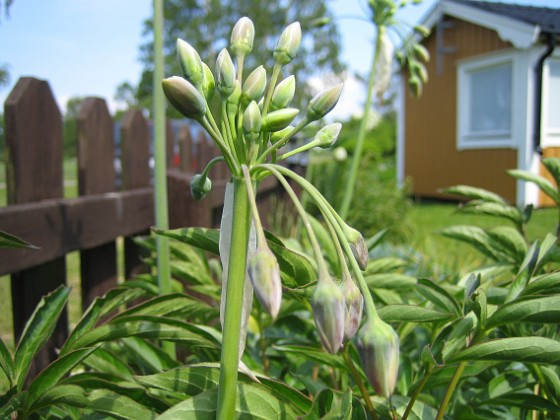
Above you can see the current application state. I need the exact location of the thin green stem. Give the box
[277,140,319,161]
[201,156,225,179]
[199,117,239,175]
[402,368,434,420]
[342,343,378,419]
[262,64,281,117]
[339,25,383,219]
[216,178,252,419]
[435,362,466,420]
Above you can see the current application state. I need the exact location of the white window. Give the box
[457,53,517,149]
[545,59,560,134]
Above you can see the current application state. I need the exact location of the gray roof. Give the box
[450,0,560,34]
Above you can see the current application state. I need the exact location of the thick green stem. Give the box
[339,25,384,219]
[217,178,252,419]
[436,362,466,420]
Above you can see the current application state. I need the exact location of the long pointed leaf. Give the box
[486,295,560,329]
[14,285,70,389]
[542,157,560,187]
[378,305,453,322]
[87,389,155,419]
[508,169,559,204]
[442,185,507,204]
[0,337,14,386]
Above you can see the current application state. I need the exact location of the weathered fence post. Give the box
[120,109,151,279]
[77,97,118,310]
[4,77,68,375]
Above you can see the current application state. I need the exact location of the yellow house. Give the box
[398,0,560,206]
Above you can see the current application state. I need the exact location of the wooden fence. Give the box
[0,76,292,375]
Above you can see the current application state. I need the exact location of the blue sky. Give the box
[0,0,558,119]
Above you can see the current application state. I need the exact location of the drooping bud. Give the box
[242,65,267,104]
[345,227,368,270]
[311,276,346,354]
[261,108,299,132]
[273,22,302,65]
[162,76,207,120]
[412,43,430,62]
[216,48,236,98]
[243,101,262,141]
[270,75,296,111]
[201,62,215,102]
[190,173,212,201]
[231,17,255,57]
[408,75,422,97]
[177,39,204,89]
[356,319,400,398]
[306,84,343,122]
[314,123,342,148]
[248,244,282,318]
[343,276,363,340]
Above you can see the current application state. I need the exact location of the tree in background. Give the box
[134,0,344,115]
[62,97,84,159]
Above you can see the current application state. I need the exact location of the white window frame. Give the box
[457,51,519,150]
[541,56,560,147]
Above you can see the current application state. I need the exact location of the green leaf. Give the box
[154,227,220,254]
[486,295,560,329]
[30,384,89,413]
[417,278,462,316]
[271,345,347,370]
[0,389,25,419]
[439,225,501,261]
[0,337,14,385]
[14,285,70,390]
[66,315,218,352]
[157,383,299,419]
[27,347,98,408]
[508,169,559,204]
[484,392,560,412]
[61,286,147,356]
[372,394,438,420]
[442,185,507,204]
[377,305,453,322]
[300,388,353,419]
[308,215,338,271]
[461,201,523,227]
[252,376,311,415]
[448,337,560,365]
[543,157,560,187]
[365,273,416,290]
[136,364,221,397]
[266,237,316,288]
[365,257,407,275]
[486,226,527,265]
[541,366,560,404]
[81,347,135,381]
[121,337,179,373]
[0,230,38,249]
[87,388,155,419]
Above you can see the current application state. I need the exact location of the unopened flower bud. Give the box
[216,48,236,98]
[242,65,267,104]
[243,101,262,140]
[333,146,347,161]
[261,108,299,132]
[343,276,363,340]
[248,245,282,318]
[306,84,343,121]
[231,17,255,57]
[408,75,422,97]
[357,319,400,398]
[201,62,215,102]
[412,43,430,62]
[162,76,206,120]
[271,75,296,111]
[373,30,394,97]
[346,227,368,270]
[270,125,294,143]
[311,276,346,354]
[190,173,212,201]
[309,17,331,28]
[314,123,342,148]
[226,81,242,120]
[273,22,302,65]
[177,39,204,89]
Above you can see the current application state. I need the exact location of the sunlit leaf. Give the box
[486,295,560,329]
[378,305,453,322]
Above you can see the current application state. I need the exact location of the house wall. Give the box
[404,16,518,202]
[540,147,560,206]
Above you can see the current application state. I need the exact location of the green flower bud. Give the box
[231,17,255,57]
[311,276,346,354]
[333,146,347,161]
[273,22,302,65]
[216,48,236,98]
[190,173,212,201]
[242,65,267,104]
[343,276,363,340]
[177,39,204,89]
[243,101,262,139]
[226,81,242,120]
[309,17,331,28]
[162,76,207,120]
[306,83,343,122]
[201,62,215,102]
[357,319,400,398]
[408,75,422,97]
[261,108,299,132]
[248,244,282,318]
[270,125,294,143]
[270,75,296,111]
[412,43,430,62]
[346,227,368,270]
[314,123,342,148]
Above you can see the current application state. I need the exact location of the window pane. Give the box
[469,63,512,134]
[548,60,560,130]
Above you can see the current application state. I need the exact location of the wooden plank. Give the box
[0,188,154,275]
[120,109,151,279]
[77,97,118,310]
[178,125,193,172]
[4,76,67,378]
